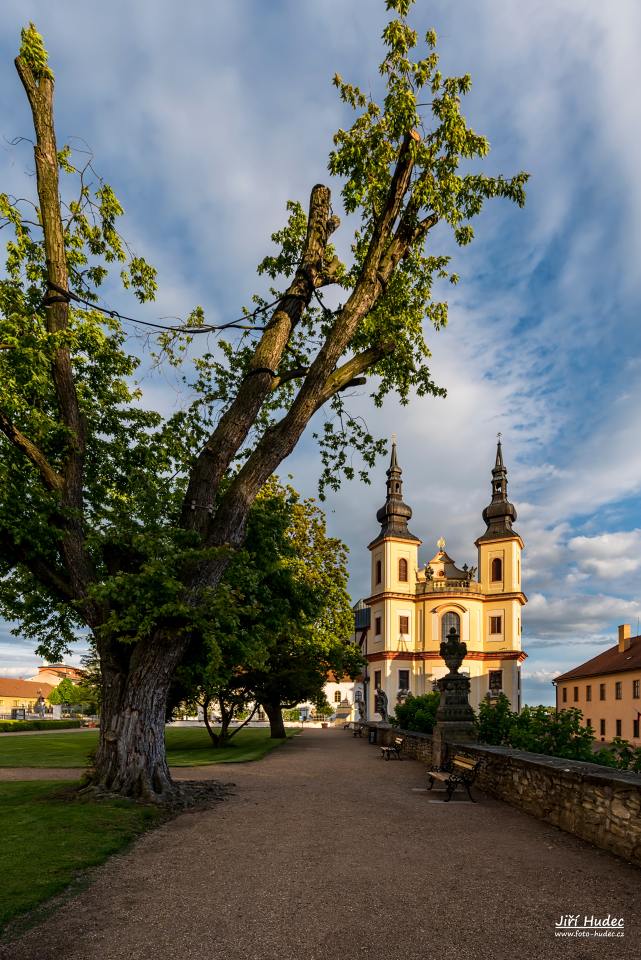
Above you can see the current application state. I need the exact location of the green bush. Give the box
[593,737,641,772]
[508,706,595,762]
[476,693,514,744]
[393,692,440,734]
[0,719,82,732]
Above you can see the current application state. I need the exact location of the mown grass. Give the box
[0,781,162,930]
[0,726,296,768]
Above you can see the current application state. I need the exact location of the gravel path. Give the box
[1,729,638,960]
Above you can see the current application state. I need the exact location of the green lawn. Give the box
[0,781,162,930]
[0,726,295,768]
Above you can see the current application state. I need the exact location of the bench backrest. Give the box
[394,737,404,748]
[451,753,480,772]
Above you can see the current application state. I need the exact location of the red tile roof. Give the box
[553,635,641,683]
[0,677,55,698]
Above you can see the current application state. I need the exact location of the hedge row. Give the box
[0,719,82,732]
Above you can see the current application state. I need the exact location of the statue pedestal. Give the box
[432,721,477,768]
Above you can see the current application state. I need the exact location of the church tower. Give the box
[476,438,523,596]
[366,440,421,716]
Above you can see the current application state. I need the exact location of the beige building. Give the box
[0,663,83,717]
[553,625,641,745]
[358,440,527,718]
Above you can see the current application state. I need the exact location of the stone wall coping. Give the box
[366,722,641,788]
[457,741,641,787]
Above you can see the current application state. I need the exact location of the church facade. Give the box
[359,440,527,718]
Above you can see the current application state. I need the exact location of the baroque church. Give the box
[356,439,527,718]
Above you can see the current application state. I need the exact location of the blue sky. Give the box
[1,0,641,705]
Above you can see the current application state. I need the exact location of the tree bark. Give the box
[90,633,189,801]
[262,699,286,739]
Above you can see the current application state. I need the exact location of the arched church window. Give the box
[491,558,503,582]
[376,560,382,584]
[398,558,408,582]
[441,611,460,643]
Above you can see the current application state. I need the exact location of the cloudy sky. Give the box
[1,0,641,705]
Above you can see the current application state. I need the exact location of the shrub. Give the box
[393,692,440,734]
[476,693,514,745]
[0,719,82,732]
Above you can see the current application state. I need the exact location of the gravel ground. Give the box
[1,729,638,960]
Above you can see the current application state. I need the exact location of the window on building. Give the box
[573,686,578,703]
[398,558,408,582]
[634,718,640,739]
[616,719,622,737]
[376,560,382,585]
[375,616,381,636]
[599,683,606,701]
[491,558,503,582]
[634,679,640,699]
[374,670,382,690]
[399,669,410,691]
[586,718,591,730]
[334,691,341,703]
[489,670,503,695]
[489,615,502,635]
[441,611,461,643]
[399,615,409,635]
[615,681,622,700]
[600,719,606,736]
[585,685,592,702]
[562,687,567,703]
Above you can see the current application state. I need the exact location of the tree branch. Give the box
[313,340,396,409]
[181,184,336,536]
[15,54,94,601]
[0,409,64,492]
[0,527,75,603]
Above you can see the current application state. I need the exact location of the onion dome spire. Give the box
[371,437,420,544]
[478,436,519,541]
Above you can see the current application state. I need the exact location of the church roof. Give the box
[553,635,641,683]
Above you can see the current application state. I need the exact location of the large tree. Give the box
[0,2,527,800]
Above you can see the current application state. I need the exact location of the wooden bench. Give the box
[380,737,403,760]
[427,753,482,801]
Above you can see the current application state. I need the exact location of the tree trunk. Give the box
[262,699,286,739]
[90,634,188,801]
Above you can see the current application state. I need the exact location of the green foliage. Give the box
[19,23,52,80]
[46,677,95,707]
[593,737,641,773]
[508,706,595,762]
[393,692,440,733]
[476,693,514,745]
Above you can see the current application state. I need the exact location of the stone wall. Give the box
[364,723,641,867]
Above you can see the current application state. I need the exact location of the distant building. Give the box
[0,663,83,717]
[357,439,527,719]
[0,678,55,715]
[27,663,84,686]
[553,625,641,745]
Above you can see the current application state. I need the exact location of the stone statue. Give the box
[436,626,475,725]
[425,564,434,581]
[375,687,388,722]
[357,698,366,721]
